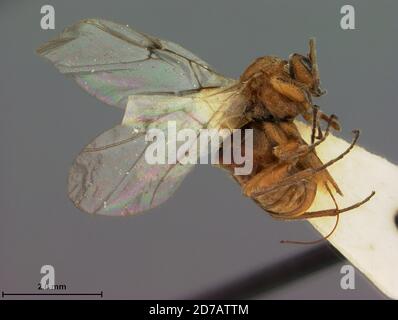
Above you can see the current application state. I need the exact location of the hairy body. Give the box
[219,43,372,225]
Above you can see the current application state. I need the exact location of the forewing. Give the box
[69,87,244,216]
[37,19,234,109]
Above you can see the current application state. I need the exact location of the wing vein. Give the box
[84,132,145,152]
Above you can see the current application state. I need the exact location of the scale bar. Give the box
[2,291,103,297]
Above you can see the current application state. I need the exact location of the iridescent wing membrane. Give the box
[38,19,242,215]
[37,19,233,108]
[68,89,242,216]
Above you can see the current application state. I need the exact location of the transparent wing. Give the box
[69,86,246,216]
[68,124,195,216]
[37,19,234,109]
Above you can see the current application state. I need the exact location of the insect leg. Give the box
[278,190,375,220]
[311,104,319,144]
[278,183,341,244]
[251,129,361,198]
[316,122,324,140]
[312,104,328,141]
[298,113,337,159]
[304,101,341,132]
[318,111,340,131]
[273,114,336,163]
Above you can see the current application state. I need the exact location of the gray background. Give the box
[0,0,396,299]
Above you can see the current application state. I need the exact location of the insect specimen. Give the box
[37,19,374,238]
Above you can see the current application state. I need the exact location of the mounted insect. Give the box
[37,19,374,242]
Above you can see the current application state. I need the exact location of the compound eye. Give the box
[300,56,312,73]
[289,54,313,85]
